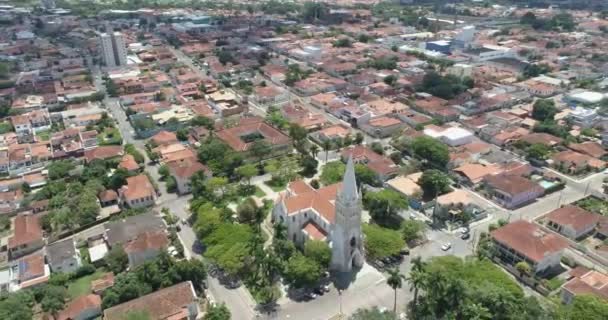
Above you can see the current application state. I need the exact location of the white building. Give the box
[569,106,598,128]
[273,157,364,273]
[99,32,127,68]
[424,126,473,147]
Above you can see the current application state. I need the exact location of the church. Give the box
[272,156,364,272]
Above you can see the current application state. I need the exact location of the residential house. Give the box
[519,132,563,147]
[119,175,157,208]
[546,205,601,240]
[56,294,102,320]
[492,220,569,275]
[251,85,289,107]
[150,130,179,147]
[424,125,474,147]
[483,174,544,209]
[8,215,44,259]
[104,213,166,249]
[561,267,608,304]
[83,146,124,163]
[341,145,399,181]
[568,142,607,159]
[360,116,404,138]
[15,252,50,290]
[123,231,169,268]
[10,109,52,141]
[118,154,140,173]
[215,117,291,157]
[310,124,351,144]
[103,281,200,320]
[46,238,81,274]
[167,159,210,195]
[551,151,606,174]
[98,189,119,207]
[281,105,327,131]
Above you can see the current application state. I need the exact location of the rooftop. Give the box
[491,220,568,263]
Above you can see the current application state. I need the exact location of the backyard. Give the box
[67,268,108,298]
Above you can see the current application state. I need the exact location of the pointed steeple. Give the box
[339,155,358,201]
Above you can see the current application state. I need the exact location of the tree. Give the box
[383,75,397,86]
[362,224,405,260]
[0,291,34,320]
[310,144,319,158]
[108,168,132,190]
[363,189,408,222]
[236,164,257,185]
[320,161,346,185]
[387,268,405,314]
[236,197,261,224]
[526,143,551,161]
[407,256,426,311]
[284,253,322,288]
[304,240,331,268]
[531,99,557,122]
[401,219,426,244]
[40,285,67,317]
[560,295,608,320]
[515,261,531,277]
[48,160,75,180]
[370,142,384,155]
[418,169,451,198]
[349,307,395,320]
[249,140,272,164]
[410,136,449,169]
[105,246,128,274]
[322,139,332,162]
[204,303,231,320]
[299,155,318,177]
[354,132,364,145]
[289,123,308,152]
[520,12,537,25]
[354,164,380,187]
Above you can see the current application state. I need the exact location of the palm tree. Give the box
[310,144,319,158]
[407,256,427,311]
[322,140,331,162]
[387,268,406,315]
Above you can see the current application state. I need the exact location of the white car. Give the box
[441,243,452,251]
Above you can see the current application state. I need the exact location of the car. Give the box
[322,285,331,292]
[460,227,470,234]
[441,243,452,251]
[313,287,325,295]
[181,218,187,225]
[399,248,410,256]
[461,233,470,240]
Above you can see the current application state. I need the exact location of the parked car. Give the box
[461,233,470,240]
[441,243,452,251]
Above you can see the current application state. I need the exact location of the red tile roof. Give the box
[150,130,178,146]
[563,269,608,301]
[282,182,341,223]
[483,174,543,196]
[84,146,123,163]
[56,294,101,320]
[8,215,42,249]
[123,230,169,254]
[491,220,568,263]
[568,142,607,159]
[103,282,197,320]
[546,205,600,233]
[302,220,328,241]
[120,174,155,202]
[118,154,140,171]
[167,159,208,179]
[215,118,290,152]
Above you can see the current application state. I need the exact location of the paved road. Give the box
[94,66,259,319]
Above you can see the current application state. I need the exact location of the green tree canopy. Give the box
[363,189,408,222]
[362,224,405,260]
[531,99,557,122]
[417,169,451,198]
[304,240,331,268]
[410,136,449,169]
[283,253,322,288]
[204,303,231,320]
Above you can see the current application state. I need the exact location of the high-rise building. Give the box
[111,32,127,67]
[41,0,56,10]
[99,32,127,68]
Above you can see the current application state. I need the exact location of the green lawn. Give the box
[35,130,51,141]
[67,269,107,298]
[265,181,287,192]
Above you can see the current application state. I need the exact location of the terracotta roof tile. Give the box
[103,282,197,320]
[120,175,155,202]
[546,205,601,233]
[491,220,568,263]
[8,215,42,249]
[123,230,169,254]
[56,294,101,320]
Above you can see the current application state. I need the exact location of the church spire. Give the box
[340,155,358,201]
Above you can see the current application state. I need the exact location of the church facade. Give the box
[272,157,364,272]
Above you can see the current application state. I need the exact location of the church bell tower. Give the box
[330,155,364,273]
